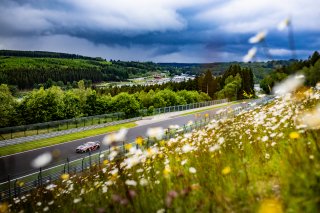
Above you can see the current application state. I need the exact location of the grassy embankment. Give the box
[0,122,136,157]
[4,88,320,212]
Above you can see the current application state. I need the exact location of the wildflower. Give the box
[103,128,128,146]
[31,152,52,168]
[124,143,132,151]
[189,167,197,174]
[159,140,166,146]
[109,150,118,161]
[182,144,193,153]
[140,178,148,186]
[243,47,257,62]
[249,30,267,44]
[209,144,220,152]
[125,180,137,186]
[45,184,57,191]
[222,166,231,175]
[146,127,164,140]
[73,198,82,204]
[36,202,42,206]
[289,132,300,139]
[0,202,8,213]
[48,200,54,205]
[261,136,269,142]
[163,167,171,177]
[169,124,179,129]
[186,120,194,126]
[181,159,188,166]
[102,185,108,193]
[18,181,24,187]
[272,74,305,96]
[147,147,158,156]
[127,190,137,199]
[265,153,270,159]
[103,159,109,166]
[157,209,165,213]
[135,136,144,146]
[61,173,70,181]
[299,105,320,129]
[218,137,225,145]
[191,183,200,190]
[258,198,283,213]
[166,190,179,207]
[13,197,20,204]
[278,18,290,31]
[43,206,49,212]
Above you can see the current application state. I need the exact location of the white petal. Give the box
[31,152,52,168]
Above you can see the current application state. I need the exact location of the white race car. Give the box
[76,141,100,153]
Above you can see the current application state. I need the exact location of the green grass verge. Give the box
[178,101,243,116]
[0,122,136,157]
[1,116,120,140]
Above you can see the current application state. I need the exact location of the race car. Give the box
[76,141,100,153]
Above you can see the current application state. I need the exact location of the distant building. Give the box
[171,74,195,83]
[254,84,262,92]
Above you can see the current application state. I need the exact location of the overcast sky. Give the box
[0,0,319,62]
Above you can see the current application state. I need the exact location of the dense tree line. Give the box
[98,65,255,101]
[0,50,288,90]
[0,81,211,127]
[260,51,320,93]
[0,50,104,61]
[0,57,162,89]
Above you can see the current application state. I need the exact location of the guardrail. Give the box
[0,117,142,148]
[0,96,273,201]
[0,99,227,145]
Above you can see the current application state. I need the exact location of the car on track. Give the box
[76,141,100,153]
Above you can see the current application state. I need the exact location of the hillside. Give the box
[159,60,293,82]
[0,50,294,89]
[0,50,162,89]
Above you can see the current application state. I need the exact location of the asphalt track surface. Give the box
[0,101,251,182]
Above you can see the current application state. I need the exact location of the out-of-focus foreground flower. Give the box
[249,30,267,44]
[103,128,128,146]
[243,47,257,62]
[31,152,52,168]
[272,74,305,96]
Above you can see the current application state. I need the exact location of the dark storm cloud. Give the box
[0,0,319,62]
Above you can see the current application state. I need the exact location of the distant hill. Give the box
[0,50,294,89]
[0,50,162,89]
[159,60,293,82]
[0,50,104,61]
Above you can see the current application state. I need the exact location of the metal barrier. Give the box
[0,99,227,142]
[0,112,125,140]
[0,117,142,147]
[0,96,273,201]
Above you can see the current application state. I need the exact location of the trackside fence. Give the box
[0,99,227,142]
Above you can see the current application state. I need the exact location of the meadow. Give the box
[2,88,320,213]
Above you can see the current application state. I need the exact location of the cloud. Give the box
[269,48,292,56]
[197,0,320,33]
[0,0,319,62]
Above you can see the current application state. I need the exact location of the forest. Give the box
[0,64,255,128]
[0,50,284,90]
[97,64,254,100]
[260,51,320,93]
